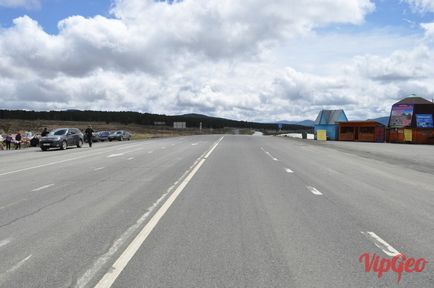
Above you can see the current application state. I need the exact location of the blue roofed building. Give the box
[314,109,348,140]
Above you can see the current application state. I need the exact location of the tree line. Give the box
[0,110,311,131]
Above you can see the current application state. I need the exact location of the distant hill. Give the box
[368,116,389,126]
[276,120,315,127]
[277,117,390,127]
[180,113,210,118]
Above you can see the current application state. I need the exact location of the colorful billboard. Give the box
[389,104,414,127]
[416,114,433,128]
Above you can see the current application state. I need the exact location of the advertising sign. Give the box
[317,130,327,141]
[389,104,414,128]
[404,129,413,142]
[173,122,186,129]
[416,114,433,128]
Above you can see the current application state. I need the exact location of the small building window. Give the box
[341,127,354,133]
[360,127,375,134]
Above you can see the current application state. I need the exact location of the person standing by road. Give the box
[5,134,12,150]
[41,128,49,137]
[85,125,94,148]
[15,132,22,150]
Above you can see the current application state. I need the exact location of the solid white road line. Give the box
[93,137,223,288]
[0,238,11,249]
[76,136,223,288]
[7,255,32,273]
[94,167,105,171]
[192,143,199,146]
[285,168,294,173]
[0,156,85,177]
[75,191,171,288]
[204,137,224,159]
[0,143,148,177]
[361,231,401,257]
[306,186,323,196]
[127,157,134,161]
[31,184,54,192]
[0,254,32,285]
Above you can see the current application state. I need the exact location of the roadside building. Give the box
[314,109,348,140]
[173,122,187,129]
[387,96,434,144]
[339,121,385,142]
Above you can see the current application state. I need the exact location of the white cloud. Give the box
[405,0,434,12]
[0,0,40,9]
[2,0,433,122]
[421,21,434,38]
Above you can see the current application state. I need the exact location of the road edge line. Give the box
[93,137,223,288]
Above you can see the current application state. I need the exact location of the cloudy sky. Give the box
[0,0,433,122]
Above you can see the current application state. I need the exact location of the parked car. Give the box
[108,130,132,141]
[30,135,40,147]
[92,132,99,142]
[40,128,84,151]
[96,131,111,142]
[84,132,98,143]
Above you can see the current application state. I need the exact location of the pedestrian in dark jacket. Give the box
[85,126,94,147]
[41,128,49,137]
[5,134,12,150]
[15,133,22,150]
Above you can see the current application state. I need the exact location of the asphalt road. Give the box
[0,135,433,287]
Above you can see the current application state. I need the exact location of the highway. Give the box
[0,135,433,287]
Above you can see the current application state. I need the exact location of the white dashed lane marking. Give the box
[0,199,28,210]
[285,168,294,173]
[306,186,323,196]
[260,147,278,161]
[361,231,401,257]
[0,238,12,249]
[107,153,124,158]
[31,184,55,192]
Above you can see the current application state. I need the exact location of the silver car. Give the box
[39,128,84,151]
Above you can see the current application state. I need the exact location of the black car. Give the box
[40,128,84,151]
[108,130,132,141]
